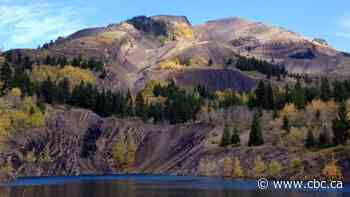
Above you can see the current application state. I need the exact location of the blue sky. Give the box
[0,0,349,52]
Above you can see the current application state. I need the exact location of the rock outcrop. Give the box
[7,15,350,93]
[1,108,350,182]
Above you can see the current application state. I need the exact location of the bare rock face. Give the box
[172,69,256,92]
[0,109,214,180]
[1,109,350,182]
[8,15,349,95]
[194,17,343,75]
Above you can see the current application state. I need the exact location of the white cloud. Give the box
[0,1,86,49]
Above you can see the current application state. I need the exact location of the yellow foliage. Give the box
[280,103,298,117]
[113,132,127,169]
[22,97,45,128]
[58,66,96,86]
[0,162,13,174]
[140,80,167,104]
[306,99,327,112]
[27,111,45,128]
[186,56,208,66]
[289,127,303,141]
[10,111,28,128]
[31,65,59,82]
[21,97,36,113]
[238,93,249,105]
[345,99,350,121]
[215,90,235,102]
[0,56,5,65]
[158,58,184,70]
[291,158,302,170]
[126,136,137,172]
[267,160,283,177]
[31,65,96,87]
[9,88,22,98]
[5,97,45,130]
[254,155,266,178]
[173,23,194,40]
[307,99,337,115]
[0,113,11,137]
[223,157,232,177]
[322,159,342,180]
[232,157,244,178]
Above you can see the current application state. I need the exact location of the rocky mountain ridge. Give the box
[5,15,350,93]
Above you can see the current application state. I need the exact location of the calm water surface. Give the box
[0,175,348,197]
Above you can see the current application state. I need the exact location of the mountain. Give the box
[1,15,350,182]
[6,15,350,93]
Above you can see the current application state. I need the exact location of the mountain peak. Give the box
[150,15,191,26]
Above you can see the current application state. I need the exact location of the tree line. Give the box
[4,51,104,72]
[38,78,133,118]
[41,55,104,72]
[249,77,350,111]
[231,56,287,79]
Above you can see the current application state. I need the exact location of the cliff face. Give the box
[1,108,350,182]
[0,109,214,181]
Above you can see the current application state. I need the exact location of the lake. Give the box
[0,175,348,197]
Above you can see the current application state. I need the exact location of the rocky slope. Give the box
[2,15,350,183]
[7,15,350,93]
[1,108,350,182]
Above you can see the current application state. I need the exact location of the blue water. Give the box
[0,175,348,197]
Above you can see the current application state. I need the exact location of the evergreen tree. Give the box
[23,56,33,70]
[248,113,264,146]
[255,81,265,108]
[153,84,162,97]
[95,90,107,116]
[272,108,279,120]
[304,86,319,102]
[221,124,232,147]
[319,125,332,148]
[208,59,213,67]
[264,82,274,109]
[147,103,163,123]
[135,92,147,120]
[332,102,349,145]
[125,89,133,116]
[305,129,315,148]
[189,90,202,120]
[44,55,52,65]
[284,85,292,103]
[11,67,34,96]
[0,61,12,93]
[70,82,83,106]
[40,77,56,104]
[104,90,114,117]
[231,127,241,145]
[57,78,70,104]
[292,79,306,109]
[320,77,331,102]
[282,116,290,132]
[333,80,346,102]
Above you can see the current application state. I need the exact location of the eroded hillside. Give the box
[5,15,350,93]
